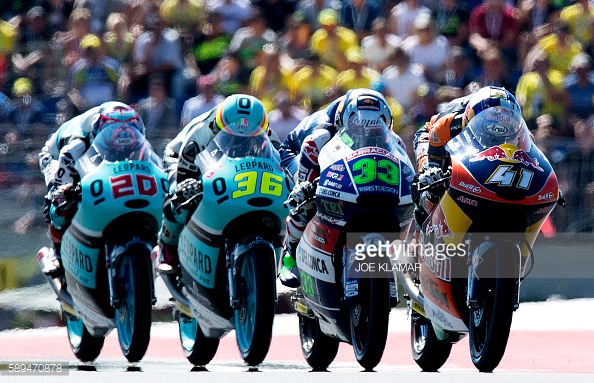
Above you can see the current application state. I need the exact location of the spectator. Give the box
[468,0,519,66]
[180,74,225,126]
[516,48,565,131]
[206,0,251,36]
[253,0,297,33]
[267,91,308,141]
[39,0,75,35]
[160,0,206,35]
[249,44,292,112]
[517,0,559,67]
[296,0,341,31]
[436,45,472,101]
[228,8,276,84]
[564,53,594,121]
[212,52,244,96]
[10,6,53,95]
[68,34,120,112]
[102,12,134,65]
[537,21,583,76]
[291,52,337,112]
[54,8,91,69]
[559,0,594,48]
[432,0,469,47]
[408,82,439,128]
[191,12,230,75]
[378,46,425,110]
[474,47,515,90]
[309,9,359,72]
[402,14,449,81]
[389,0,431,39]
[334,48,380,93]
[340,0,382,40]
[2,77,48,137]
[137,74,179,153]
[0,17,18,85]
[72,0,130,35]
[361,17,400,73]
[130,13,185,103]
[279,11,314,61]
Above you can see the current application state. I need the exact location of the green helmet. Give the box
[215,94,269,136]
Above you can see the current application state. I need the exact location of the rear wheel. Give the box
[299,314,340,370]
[66,313,105,362]
[411,311,452,371]
[350,277,390,371]
[115,253,153,363]
[234,252,276,366]
[178,313,220,366]
[469,248,518,372]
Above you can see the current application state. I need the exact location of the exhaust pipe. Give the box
[159,273,192,316]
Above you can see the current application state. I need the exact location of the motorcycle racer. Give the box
[156,94,278,278]
[38,102,146,276]
[411,85,524,227]
[279,88,405,287]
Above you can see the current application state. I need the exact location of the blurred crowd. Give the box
[1,0,594,231]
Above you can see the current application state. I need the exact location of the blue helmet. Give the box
[462,86,521,129]
[94,102,145,138]
[214,94,268,137]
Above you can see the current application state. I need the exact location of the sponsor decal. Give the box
[425,205,454,239]
[419,251,452,282]
[471,146,543,171]
[318,187,341,198]
[458,181,482,193]
[357,185,397,193]
[538,192,554,201]
[326,171,344,181]
[320,199,344,215]
[330,164,345,171]
[323,179,343,189]
[345,147,398,162]
[234,161,274,172]
[421,274,450,309]
[456,195,478,206]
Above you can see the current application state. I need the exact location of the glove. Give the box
[171,178,203,212]
[284,181,316,213]
[50,184,80,217]
[417,167,449,195]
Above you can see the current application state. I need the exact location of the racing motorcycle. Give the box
[161,128,288,367]
[38,124,167,363]
[290,121,415,371]
[395,109,562,372]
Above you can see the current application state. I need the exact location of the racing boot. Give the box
[38,244,63,278]
[157,241,181,277]
[278,242,300,288]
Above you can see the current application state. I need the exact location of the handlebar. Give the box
[285,177,319,216]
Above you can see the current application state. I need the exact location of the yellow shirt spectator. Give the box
[249,65,292,112]
[160,0,206,32]
[537,32,582,75]
[560,2,594,46]
[310,9,359,72]
[291,59,338,112]
[386,96,405,133]
[335,67,380,92]
[516,69,565,121]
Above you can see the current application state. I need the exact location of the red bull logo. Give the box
[470,146,543,171]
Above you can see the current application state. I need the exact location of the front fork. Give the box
[466,237,522,310]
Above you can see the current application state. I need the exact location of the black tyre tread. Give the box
[351,277,390,371]
[118,253,153,363]
[236,253,276,366]
[299,315,340,370]
[411,314,452,372]
[183,320,220,366]
[69,322,105,362]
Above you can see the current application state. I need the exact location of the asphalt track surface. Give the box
[1,298,593,382]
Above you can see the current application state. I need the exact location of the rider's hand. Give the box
[417,167,449,196]
[171,178,203,212]
[284,181,316,212]
[51,184,80,217]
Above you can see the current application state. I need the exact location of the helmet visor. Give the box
[92,123,151,161]
[340,111,394,150]
[214,129,275,158]
[467,106,531,151]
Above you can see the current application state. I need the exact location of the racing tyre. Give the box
[299,314,340,370]
[469,246,518,372]
[350,277,390,371]
[411,310,452,371]
[66,313,105,362]
[234,252,276,366]
[178,313,220,366]
[115,251,153,362]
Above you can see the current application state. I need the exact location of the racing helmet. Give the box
[339,107,392,150]
[462,86,521,129]
[467,105,531,151]
[215,94,269,137]
[94,102,145,138]
[335,88,393,131]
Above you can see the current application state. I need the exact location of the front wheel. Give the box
[178,313,220,366]
[65,313,105,362]
[233,252,276,366]
[411,311,452,371]
[115,253,153,363]
[299,314,339,370]
[469,248,518,372]
[350,278,390,371]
